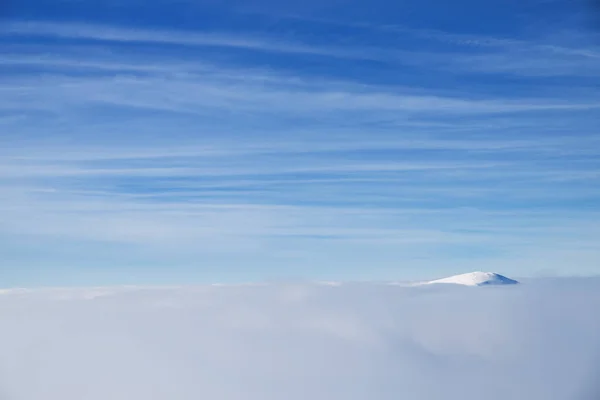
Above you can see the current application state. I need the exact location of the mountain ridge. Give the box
[424,271,519,286]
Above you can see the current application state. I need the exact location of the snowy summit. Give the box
[426,272,519,286]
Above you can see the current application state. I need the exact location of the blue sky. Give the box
[1,0,599,286]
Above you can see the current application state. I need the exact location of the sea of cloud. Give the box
[0,278,598,400]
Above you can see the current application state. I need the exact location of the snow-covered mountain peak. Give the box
[426,271,519,286]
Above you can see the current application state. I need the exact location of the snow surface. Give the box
[425,271,519,286]
[0,279,598,400]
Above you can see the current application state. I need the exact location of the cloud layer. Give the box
[0,280,598,399]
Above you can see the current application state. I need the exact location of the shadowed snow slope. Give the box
[425,271,519,286]
[0,279,598,400]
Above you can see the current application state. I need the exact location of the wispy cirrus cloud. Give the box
[2,65,600,119]
[1,8,599,284]
[4,19,600,79]
[1,21,391,60]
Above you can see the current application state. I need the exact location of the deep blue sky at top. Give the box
[0,0,599,286]
[3,0,592,33]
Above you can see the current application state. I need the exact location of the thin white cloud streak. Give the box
[2,39,600,120]
[303,11,600,55]
[440,51,600,77]
[3,73,600,118]
[38,182,600,205]
[2,156,598,183]
[13,18,597,61]
[1,21,393,60]
[4,20,600,78]
[0,53,189,74]
[0,160,508,179]
[11,175,600,201]
[231,12,600,76]
[2,180,599,246]
[4,183,600,220]
[385,25,600,59]
[3,134,600,161]
[2,176,600,279]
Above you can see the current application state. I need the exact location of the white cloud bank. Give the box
[0,279,598,400]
